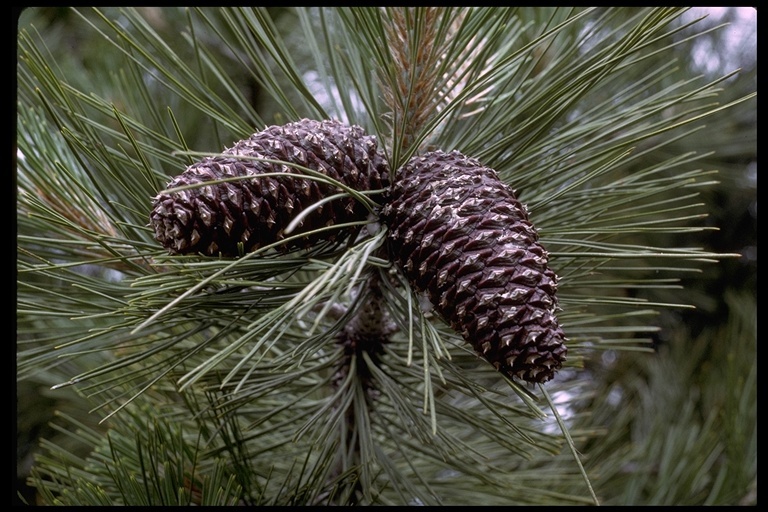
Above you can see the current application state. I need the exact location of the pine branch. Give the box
[17,6,755,505]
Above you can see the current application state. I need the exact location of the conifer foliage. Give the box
[17,6,755,506]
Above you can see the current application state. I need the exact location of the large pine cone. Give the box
[151,119,390,256]
[381,150,566,383]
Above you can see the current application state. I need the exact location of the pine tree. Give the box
[17,7,755,505]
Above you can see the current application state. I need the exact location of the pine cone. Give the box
[381,150,566,383]
[150,119,390,256]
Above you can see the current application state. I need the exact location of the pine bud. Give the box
[150,119,390,256]
[381,150,566,383]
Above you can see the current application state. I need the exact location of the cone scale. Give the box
[382,150,566,383]
[150,119,390,256]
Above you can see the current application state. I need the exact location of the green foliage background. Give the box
[16,7,755,505]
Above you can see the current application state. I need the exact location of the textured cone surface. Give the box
[151,119,390,256]
[381,150,566,383]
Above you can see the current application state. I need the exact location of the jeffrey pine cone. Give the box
[151,119,390,256]
[382,150,567,383]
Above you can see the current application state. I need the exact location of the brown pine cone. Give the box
[381,150,566,383]
[150,119,390,256]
